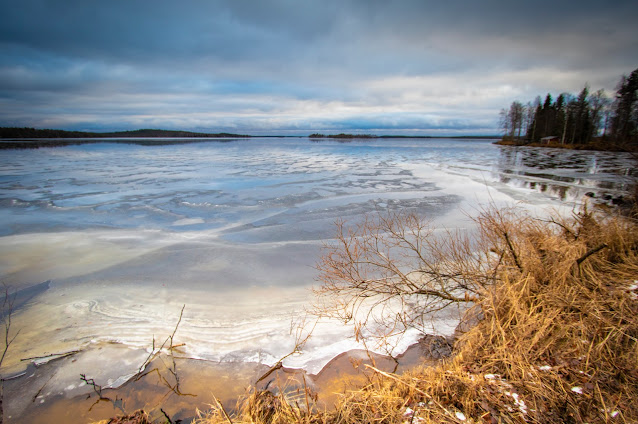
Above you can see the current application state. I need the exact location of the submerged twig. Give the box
[160,408,174,424]
[21,350,81,363]
[80,373,109,400]
[1,284,20,368]
[31,374,55,403]
[132,305,195,399]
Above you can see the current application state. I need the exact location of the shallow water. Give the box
[0,138,636,420]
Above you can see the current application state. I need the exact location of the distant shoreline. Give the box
[0,127,499,149]
[493,138,638,153]
[0,127,252,139]
[0,137,249,149]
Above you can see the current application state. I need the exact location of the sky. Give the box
[0,0,637,136]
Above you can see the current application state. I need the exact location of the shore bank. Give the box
[186,205,638,424]
[3,335,453,423]
[494,138,638,152]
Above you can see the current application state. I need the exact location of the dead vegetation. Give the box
[191,202,638,423]
[313,210,495,354]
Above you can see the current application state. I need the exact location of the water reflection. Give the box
[496,146,637,202]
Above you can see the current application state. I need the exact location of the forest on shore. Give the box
[0,128,248,139]
[498,67,638,150]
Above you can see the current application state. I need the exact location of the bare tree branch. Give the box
[314,207,538,349]
[1,285,20,369]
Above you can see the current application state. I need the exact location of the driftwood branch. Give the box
[21,350,80,363]
[576,243,608,265]
[503,231,523,271]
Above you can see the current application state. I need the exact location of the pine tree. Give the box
[554,93,567,141]
[542,93,553,139]
[573,85,590,143]
[611,68,638,144]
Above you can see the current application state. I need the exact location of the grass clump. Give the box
[196,205,638,423]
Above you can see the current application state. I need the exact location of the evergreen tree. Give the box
[572,85,590,143]
[560,94,575,144]
[611,68,638,143]
[529,93,554,142]
[554,93,567,141]
[524,100,536,141]
[542,93,554,139]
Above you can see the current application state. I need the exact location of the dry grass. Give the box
[193,386,327,424]
[195,205,638,423]
[92,409,151,424]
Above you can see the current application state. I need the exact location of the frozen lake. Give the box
[0,137,636,418]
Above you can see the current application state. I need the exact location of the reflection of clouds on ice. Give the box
[1,139,634,238]
[0,229,175,287]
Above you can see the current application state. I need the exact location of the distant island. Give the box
[309,133,377,139]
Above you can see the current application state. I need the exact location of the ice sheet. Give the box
[1,138,635,399]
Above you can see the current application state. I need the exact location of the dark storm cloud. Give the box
[0,0,636,133]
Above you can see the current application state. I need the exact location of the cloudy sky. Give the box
[1,0,637,135]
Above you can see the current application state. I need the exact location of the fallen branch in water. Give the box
[21,350,81,363]
[133,304,195,398]
[80,373,108,400]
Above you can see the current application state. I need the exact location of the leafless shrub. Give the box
[312,207,533,350]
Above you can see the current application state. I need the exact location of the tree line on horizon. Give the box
[0,127,248,139]
[500,67,638,147]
